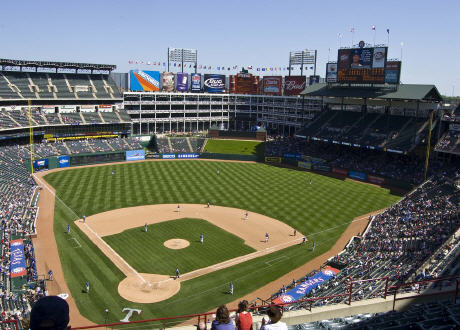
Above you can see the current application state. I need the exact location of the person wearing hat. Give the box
[30,296,70,330]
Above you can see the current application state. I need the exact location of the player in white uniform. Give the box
[265,232,269,243]
[177,204,180,213]
[200,233,204,244]
[245,212,248,220]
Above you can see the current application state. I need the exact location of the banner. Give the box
[10,239,27,278]
[326,63,338,83]
[177,153,200,159]
[368,175,385,185]
[262,76,282,95]
[309,75,320,85]
[162,153,176,159]
[126,149,145,161]
[33,159,49,169]
[130,70,160,91]
[312,164,331,172]
[58,155,70,168]
[162,72,175,92]
[349,171,366,181]
[176,73,189,92]
[298,161,312,169]
[284,76,306,96]
[191,73,202,92]
[272,267,339,304]
[283,153,302,159]
[332,167,348,176]
[204,74,225,93]
[265,156,281,163]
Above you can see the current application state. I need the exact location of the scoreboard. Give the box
[338,67,385,83]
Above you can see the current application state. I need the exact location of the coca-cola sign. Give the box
[262,76,282,95]
[284,76,306,96]
[204,74,225,93]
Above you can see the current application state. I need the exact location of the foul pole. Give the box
[28,99,34,174]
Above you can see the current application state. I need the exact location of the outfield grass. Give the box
[44,161,400,324]
[103,218,255,275]
[202,139,265,155]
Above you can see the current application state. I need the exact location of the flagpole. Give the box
[373,27,376,46]
[351,26,355,46]
[387,29,390,46]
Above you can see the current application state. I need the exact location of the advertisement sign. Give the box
[190,73,202,92]
[162,72,175,92]
[298,161,312,170]
[372,47,387,68]
[130,70,160,92]
[332,167,348,176]
[283,153,302,159]
[309,75,320,85]
[33,159,49,169]
[384,61,401,84]
[284,76,306,96]
[349,171,366,181]
[99,105,112,109]
[10,239,27,278]
[326,63,338,83]
[231,73,258,94]
[262,76,282,95]
[177,153,200,159]
[312,164,331,172]
[58,155,69,168]
[126,149,145,161]
[272,267,339,304]
[204,74,225,93]
[368,175,385,185]
[162,153,176,159]
[265,156,281,163]
[176,73,189,92]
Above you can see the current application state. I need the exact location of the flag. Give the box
[386,28,390,34]
[372,25,376,30]
[199,65,202,69]
[262,68,265,71]
[163,62,166,66]
[135,61,138,64]
[128,60,133,64]
[310,66,313,69]
[350,27,355,33]
[248,66,252,69]
[174,63,176,67]
[256,68,260,71]
[178,63,181,67]
[147,61,151,65]
[217,67,220,70]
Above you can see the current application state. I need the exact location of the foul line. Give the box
[68,237,81,248]
[33,174,147,285]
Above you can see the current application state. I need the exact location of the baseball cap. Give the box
[30,296,70,330]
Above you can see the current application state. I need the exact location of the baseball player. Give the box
[144,223,148,232]
[48,269,53,281]
[302,236,307,244]
[112,170,114,175]
[175,268,180,279]
[245,211,248,221]
[200,233,204,244]
[67,225,70,235]
[85,281,90,293]
[293,229,297,236]
[312,241,316,252]
[229,282,234,295]
[177,205,180,213]
[309,178,312,185]
[265,232,269,243]
[82,215,86,223]
[217,169,220,175]
[207,202,210,208]
[292,278,296,287]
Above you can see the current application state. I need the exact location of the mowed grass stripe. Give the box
[45,160,400,324]
[103,218,255,275]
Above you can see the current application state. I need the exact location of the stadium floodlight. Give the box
[168,48,198,73]
[288,50,317,77]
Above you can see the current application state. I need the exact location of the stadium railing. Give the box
[70,275,459,329]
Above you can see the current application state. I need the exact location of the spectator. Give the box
[211,305,234,330]
[261,306,287,330]
[236,300,252,330]
[29,296,70,330]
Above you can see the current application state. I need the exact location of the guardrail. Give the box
[71,275,459,329]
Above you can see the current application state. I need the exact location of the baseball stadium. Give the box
[1,4,460,330]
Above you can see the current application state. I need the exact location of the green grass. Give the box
[203,139,265,155]
[44,161,400,325]
[103,218,255,275]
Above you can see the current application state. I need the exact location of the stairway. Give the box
[186,137,193,152]
[79,112,87,124]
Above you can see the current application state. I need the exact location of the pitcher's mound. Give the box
[164,238,190,249]
[118,273,180,303]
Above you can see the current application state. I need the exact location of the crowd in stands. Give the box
[436,130,460,154]
[265,137,456,184]
[0,144,47,326]
[270,173,459,311]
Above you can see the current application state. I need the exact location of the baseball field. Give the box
[36,151,400,326]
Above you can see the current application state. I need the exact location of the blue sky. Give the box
[1,0,459,95]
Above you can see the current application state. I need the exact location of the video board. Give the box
[130,70,160,91]
[384,61,401,84]
[337,47,387,83]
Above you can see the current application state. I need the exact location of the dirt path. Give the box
[74,204,303,303]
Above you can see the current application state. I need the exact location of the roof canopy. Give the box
[300,83,442,102]
[0,58,116,71]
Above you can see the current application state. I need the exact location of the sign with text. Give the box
[262,76,282,95]
[284,76,306,95]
